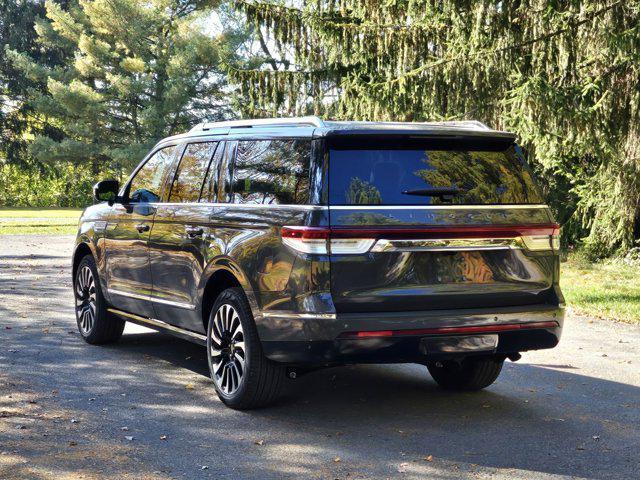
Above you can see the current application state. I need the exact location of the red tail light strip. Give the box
[281,224,559,240]
[340,321,560,339]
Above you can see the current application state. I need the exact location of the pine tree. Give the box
[233,0,640,257]
[0,0,69,166]
[8,0,244,174]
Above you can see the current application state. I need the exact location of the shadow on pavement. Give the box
[90,330,638,479]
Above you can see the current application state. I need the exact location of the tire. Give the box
[427,356,503,391]
[206,287,285,409]
[74,255,125,345]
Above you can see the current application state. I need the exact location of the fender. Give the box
[198,255,262,317]
[72,214,109,300]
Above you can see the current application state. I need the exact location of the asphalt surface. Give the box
[1,235,638,479]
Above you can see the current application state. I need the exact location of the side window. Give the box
[169,142,218,203]
[128,146,177,203]
[232,140,311,204]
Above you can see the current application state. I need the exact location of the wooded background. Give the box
[1,0,638,259]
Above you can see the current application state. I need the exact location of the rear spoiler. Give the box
[322,132,517,150]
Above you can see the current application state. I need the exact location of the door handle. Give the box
[135,223,150,233]
[185,226,204,238]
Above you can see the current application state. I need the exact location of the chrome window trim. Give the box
[110,202,549,211]
[108,288,196,311]
[329,204,549,210]
[148,202,326,210]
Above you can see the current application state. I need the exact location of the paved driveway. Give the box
[1,235,638,479]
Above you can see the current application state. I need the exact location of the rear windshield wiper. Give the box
[401,187,462,198]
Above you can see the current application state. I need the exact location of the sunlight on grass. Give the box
[561,256,640,324]
[0,208,83,218]
[0,208,81,235]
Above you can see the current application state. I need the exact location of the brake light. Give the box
[280,226,376,254]
[280,226,330,254]
[280,224,560,254]
[521,224,560,252]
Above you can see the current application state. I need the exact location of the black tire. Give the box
[74,255,125,345]
[206,287,285,409]
[427,356,503,391]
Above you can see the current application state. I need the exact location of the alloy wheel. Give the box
[209,304,246,395]
[75,265,96,334]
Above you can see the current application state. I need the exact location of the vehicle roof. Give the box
[160,116,516,145]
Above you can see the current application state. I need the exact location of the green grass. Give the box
[0,207,83,218]
[561,256,640,324]
[0,208,82,235]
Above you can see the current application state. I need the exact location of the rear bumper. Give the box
[258,304,564,365]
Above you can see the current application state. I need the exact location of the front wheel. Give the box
[427,356,504,391]
[206,288,285,409]
[74,255,125,344]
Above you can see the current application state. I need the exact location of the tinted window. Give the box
[201,142,225,203]
[329,145,543,205]
[129,146,176,203]
[232,140,311,204]
[169,142,218,203]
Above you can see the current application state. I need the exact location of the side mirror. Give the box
[93,179,120,206]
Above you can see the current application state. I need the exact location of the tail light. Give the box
[280,226,375,254]
[521,224,561,252]
[281,224,560,254]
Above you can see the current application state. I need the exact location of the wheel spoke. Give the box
[212,358,225,375]
[233,352,245,374]
[211,311,223,346]
[222,365,231,393]
[231,316,242,339]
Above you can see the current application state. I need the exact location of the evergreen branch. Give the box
[237,0,445,33]
[375,0,625,87]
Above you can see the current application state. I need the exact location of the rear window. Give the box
[329,144,543,205]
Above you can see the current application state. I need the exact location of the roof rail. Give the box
[190,116,325,132]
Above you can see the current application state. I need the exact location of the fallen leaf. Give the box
[333,457,341,463]
[185,383,195,390]
[424,455,433,462]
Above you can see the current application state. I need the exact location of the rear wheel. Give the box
[74,255,125,344]
[206,288,285,409]
[427,356,503,391]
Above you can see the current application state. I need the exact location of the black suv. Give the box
[73,117,564,409]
